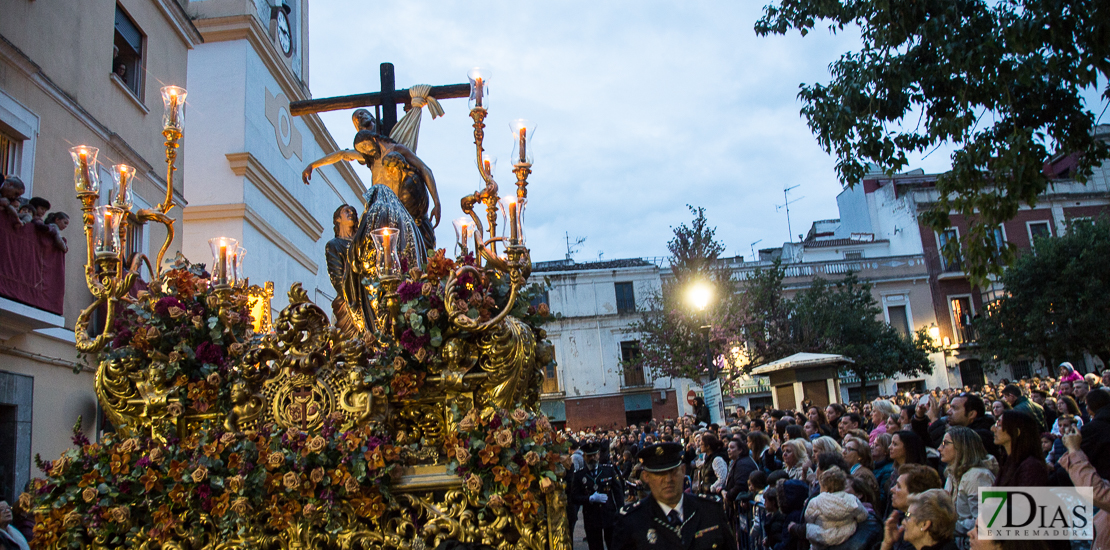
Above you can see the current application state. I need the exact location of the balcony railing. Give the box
[0,212,65,315]
[736,255,929,283]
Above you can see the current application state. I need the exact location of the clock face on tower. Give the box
[276,11,293,56]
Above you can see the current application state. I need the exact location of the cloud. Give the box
[308,1,877,262]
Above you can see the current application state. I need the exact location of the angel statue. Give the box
[302,109,440,249]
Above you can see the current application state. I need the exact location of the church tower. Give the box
[182,0,365,312]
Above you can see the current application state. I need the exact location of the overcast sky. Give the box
[306,2,961,264]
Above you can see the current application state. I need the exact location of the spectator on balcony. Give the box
[28,197,49,226]
[44,212,69,253]
[0,176,25,225]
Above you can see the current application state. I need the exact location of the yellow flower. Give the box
[310,467,325,484]
[495,429,514,447]
[149,447,165,464]
[109,505,130,523]
[511,409,528,423]
[227,475,243,493]
[344,476,360,494]
[191,465,208,483]
[168,306,186,319]
[82,487,98,503]
[306,436,327,453]
[267,451,284,469]
[167,402,184,417]
[540,476,554,493]
[466,474,483,493]
[17,492,32,512]
[524,451,540,466]
[118,438,140,454]
[282,471,299,490]
[455,447,471,463]
[206,372,221,386]
[230,497,251,516]
[63,511,83,529]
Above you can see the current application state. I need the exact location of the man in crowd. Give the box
[1002,383,1046,431]
[612,443,733,550]
[571,442,624,550]
[947,393,1001,459]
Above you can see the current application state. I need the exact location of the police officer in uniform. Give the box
[612,443,735,550]
[570,442,624,550]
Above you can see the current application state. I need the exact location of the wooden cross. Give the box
[289,63,469,136]
[291,385,315,430]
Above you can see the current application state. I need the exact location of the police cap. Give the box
[582,441,601,455]
[636,442,683,473]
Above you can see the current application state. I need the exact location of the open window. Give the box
[113,5,145,98]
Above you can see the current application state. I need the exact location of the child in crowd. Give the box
[761,487,785,550]
[28,197,50,224]
[16,201,31,225]
[799,467,868,549]
[0,177,24,224]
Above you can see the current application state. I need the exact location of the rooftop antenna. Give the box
[565,231,586,261]
[776,185,804,243]
[749,239,762,261]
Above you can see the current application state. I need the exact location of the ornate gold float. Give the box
[26,72,568,550]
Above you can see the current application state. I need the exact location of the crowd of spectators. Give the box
[561,364,1110,550]
[0,175,69,252]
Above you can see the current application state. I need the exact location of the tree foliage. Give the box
[629,207,749,383]
[756,0,1110,283]
[976,218,1110,368]
[744,265,937,399]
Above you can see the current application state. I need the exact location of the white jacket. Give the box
[804,491,869,547]
[945,466,997,536]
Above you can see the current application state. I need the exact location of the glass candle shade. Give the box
[509,119,535,165]
[70,146,100,194]
[453,216,475,256]
[93,206,124,257]
[371,227,400,277]
[231,246,246,285]
[110,164,135,210]
[479,153,497,180]
[498,195,526,246]
[467,67,491,111]
[208,237,239,286]
[161,86,187,131]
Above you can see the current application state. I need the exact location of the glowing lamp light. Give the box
[928,326,941,341]
[480,152,496,179]
[70,146,100,194]
[688,283,712,311]
[161,86,187,131]
[467,67,491,111]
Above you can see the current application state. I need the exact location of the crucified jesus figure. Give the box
[302,109,441,248]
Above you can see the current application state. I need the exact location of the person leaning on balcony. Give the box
[44,212,69,253]
[0,177,25,226]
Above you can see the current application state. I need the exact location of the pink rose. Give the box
[495,429,513,447]
[511,409,528,423]
[455,446,471,463]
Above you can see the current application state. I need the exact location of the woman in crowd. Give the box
[698,433,728,495]
[890,430,928,469]
[991,399,1012,419]
[1051,395,1083,433]
[871,433,895,494]
[880,489,959,550]
[870,399,901,444]
[992,411,1048,486]
[809,405,836,437]
[781,439,810,481]
[813,435,843,457]
[939,427,997,549]
[804,420,821,440]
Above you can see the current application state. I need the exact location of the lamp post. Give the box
[687,282,716,381]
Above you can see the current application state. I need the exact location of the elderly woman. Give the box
[940,427,997,549]
[881,489,959,550]
[870,399,901,445]
[781,439,811,481]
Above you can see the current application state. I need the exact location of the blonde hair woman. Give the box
[940,427,997,549]
[870,399,901,445]
[781,439,811,481]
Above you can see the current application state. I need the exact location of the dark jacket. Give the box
[725,455,759,503]
[1080,405,1110,480]
[995,455,1049,487]
[763,510,786,549]
[1012,396,1047,432]
[612,493,735,550]
[570,463,625,527]
[773,480,809,550]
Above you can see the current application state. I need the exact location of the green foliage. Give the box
[629,206,750,382]
[756,0,1110,283]
[976,217,1110,368]
[743,267,937,398]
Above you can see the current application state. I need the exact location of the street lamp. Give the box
[687,281,716,381]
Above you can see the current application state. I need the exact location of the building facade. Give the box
[0,0,199,503]
[181,0,364,314]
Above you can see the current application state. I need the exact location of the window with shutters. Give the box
[113,5,145,98]
[615,282,635,314]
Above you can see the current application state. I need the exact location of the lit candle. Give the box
[101,210,114,252]
[382,230,393,272]
[518,127,526,164]
[167,92,180,130]
[219,244,228,284]
[484,159,491,174]
[78,149,92,191]
[506,200,519,244]
[475,77,483,108]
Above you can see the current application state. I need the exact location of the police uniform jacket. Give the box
[570,463,624,524]
[611,493,735,550]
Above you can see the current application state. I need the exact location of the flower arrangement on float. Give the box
[445,406,569,523]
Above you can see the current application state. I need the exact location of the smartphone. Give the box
[918,394,931,408]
